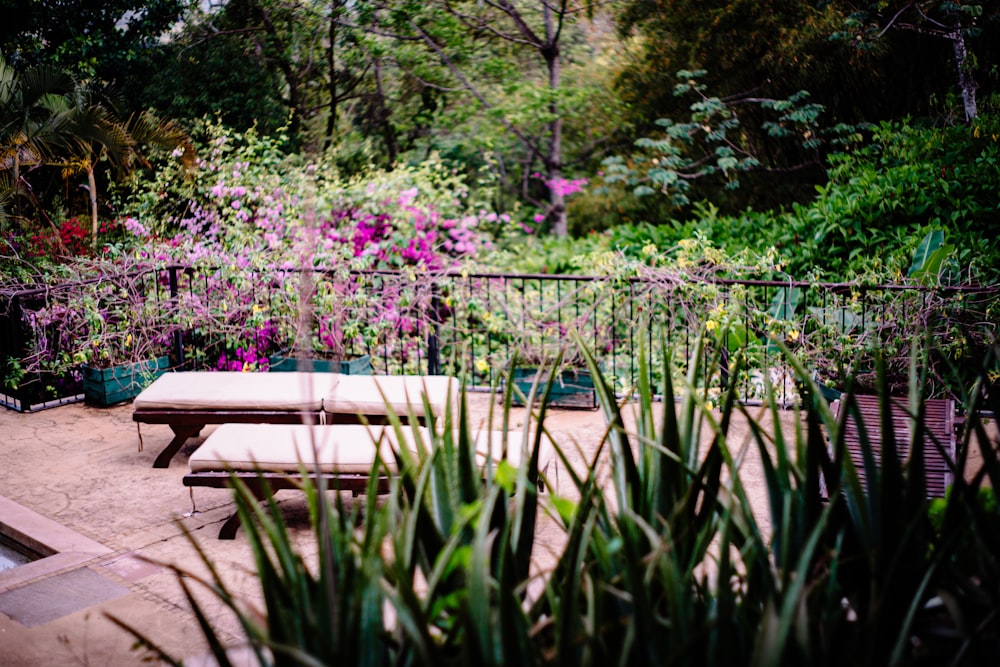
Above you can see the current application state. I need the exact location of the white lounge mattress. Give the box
[133,372,338,411]
[323,374,456,417]
[188,423,554,478]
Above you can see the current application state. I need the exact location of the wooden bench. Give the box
[183,423,554,538]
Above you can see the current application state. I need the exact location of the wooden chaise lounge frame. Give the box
[182,423,552,539]
[830,394,957,498]
[132,372,455,468]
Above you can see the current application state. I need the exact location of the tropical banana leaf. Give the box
[908,228,954,283]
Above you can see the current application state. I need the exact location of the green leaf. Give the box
[494,459,518,493]
[768,286,801,320]
[907,229,946,277]
[550,495,578,524]
[909,245,955,284]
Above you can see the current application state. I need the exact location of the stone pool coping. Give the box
[0,495,113,594]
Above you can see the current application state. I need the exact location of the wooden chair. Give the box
[830,394,957,498]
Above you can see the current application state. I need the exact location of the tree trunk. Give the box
[325,3,338,152]
[88,165,99,250]
[950,29,978,122]
[373,55,399,167]
[254,2,303,140]
[544,2,567,237]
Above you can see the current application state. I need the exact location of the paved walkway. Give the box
[0,393,626,665]
[0,394,992,665]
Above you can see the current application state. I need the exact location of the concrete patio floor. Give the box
[0,393,994,665]
[0,392,633,665]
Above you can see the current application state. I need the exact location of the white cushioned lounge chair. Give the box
[132,372,456,468]
[184,423,555,538]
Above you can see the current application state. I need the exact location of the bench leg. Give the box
[218,513,242,540]
[152,425,205,468]
[218,482,272,540]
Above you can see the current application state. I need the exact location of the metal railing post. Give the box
[168,266,185,367]
[427,283,442,376]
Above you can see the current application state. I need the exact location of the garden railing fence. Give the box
[3,265,998,411]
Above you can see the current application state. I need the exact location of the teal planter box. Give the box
[509,367,597,410]
[817,381,842,402]
[81,356,170,408]
[268,354,372,375]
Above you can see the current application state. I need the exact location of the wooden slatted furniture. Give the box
[830,394,957,498]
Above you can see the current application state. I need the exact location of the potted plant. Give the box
[466,283,605,409]
[67,274,174,407]
[507,335,598,410]
[266,271,373,375]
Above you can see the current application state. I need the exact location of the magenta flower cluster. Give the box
[116,132,514,371]
[528,174,589,229]
[547,177,589,198]
[320,188,492,271]
[164,173,493,275]
[215,321,279,372]
[531,173,589,199]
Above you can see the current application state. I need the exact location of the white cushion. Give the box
[133,372,338,411]
[323,375,455,417]
[189,424,406,474]
[188,423,555,479]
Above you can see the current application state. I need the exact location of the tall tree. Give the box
[613,0,894,210]
[0,0,188,96]
[366,0,602,236]
[1,53,192,248]
[48,80,193,246]
[0,54,75,248]
[839,1,1000,122]
[139,0,387,157]
[131,0,624,231]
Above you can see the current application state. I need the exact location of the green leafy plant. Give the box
[109,327,1000,665]
[602,69,850,208]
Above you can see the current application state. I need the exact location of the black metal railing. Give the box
[3,265,998,411]
[430,272,999,402]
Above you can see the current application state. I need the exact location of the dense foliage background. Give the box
[4,6,1000,663]
[3,0,999,281]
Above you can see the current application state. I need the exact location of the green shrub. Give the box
[778,117,1000,280]
[597,115,1000,284]
[112,335,1000,665]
